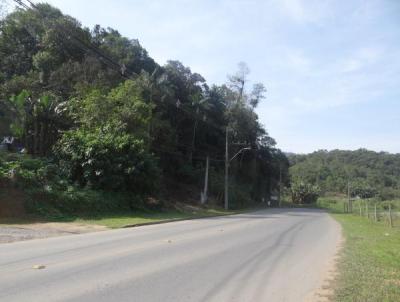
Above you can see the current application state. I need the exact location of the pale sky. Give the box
[5,0,400,153]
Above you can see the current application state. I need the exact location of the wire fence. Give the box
[343,199,400,228]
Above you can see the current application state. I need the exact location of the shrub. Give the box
[290,181,320,204]
[0,152,49,187]
[350,181,377,199]
[54,124,159,194]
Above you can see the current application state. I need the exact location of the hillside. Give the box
[0,3,288,218]
[289,149,400,200]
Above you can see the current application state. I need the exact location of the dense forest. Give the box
[289,149,400,200]
[0,3,288,217]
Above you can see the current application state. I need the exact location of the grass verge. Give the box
[73,208,240,228]
[318,197,400,302]
[0,207,242,229]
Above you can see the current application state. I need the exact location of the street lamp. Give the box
[230,147,251,162]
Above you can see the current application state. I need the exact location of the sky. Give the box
[5,0,400,153]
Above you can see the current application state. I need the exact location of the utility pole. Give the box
[224,127,229,210]
[224,126,250,210]
[279,164,282,207]
[201,156,209,204]
[224,127,251,210]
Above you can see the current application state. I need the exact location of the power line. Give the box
[150,146,223,163]
[10,0,233,161]
[12,0,134,79]
[13,0,226,133]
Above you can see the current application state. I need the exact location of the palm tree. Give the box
[188,93,209,164]
[137,68,174,148]
[36,94,67,155]
[8,91,67,155]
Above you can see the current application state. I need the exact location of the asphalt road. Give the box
[0,208,341,302]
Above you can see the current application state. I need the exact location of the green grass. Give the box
[73,211,193,228]
[318,197,400,302]
[0,207,241,229]
[73,208,240,228]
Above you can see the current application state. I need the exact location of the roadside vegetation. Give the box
[283,194,400,301]
[285,148,400,301]
[288,148,400,301]
[318,197,400,302]
[0,3,289,222]
[73,208,241,229]
[0,206,240,229]
[0,151,241,226]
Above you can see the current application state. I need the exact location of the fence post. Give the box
[374,203,377,222]
[388,204,393,228]
[359,201,362,216]
[366,202,369,219]
[347,182,352,213]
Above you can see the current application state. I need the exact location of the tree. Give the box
[289,149,400,200]
[228,61,249,103]
[55,79,157,192]
[227,62,266,109]
[0,3,289,210]
[249,83,266,108]
[92,26,157,75]
[54,124,159,192]
[7,90,67,155]
[290,181,320,204]
[69,80,151,139]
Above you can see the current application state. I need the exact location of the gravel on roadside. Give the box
[0,223,108,244]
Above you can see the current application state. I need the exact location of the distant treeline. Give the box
[289,149,400,200]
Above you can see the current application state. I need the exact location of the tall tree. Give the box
[228,61,249,104]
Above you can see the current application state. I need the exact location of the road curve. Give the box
[0,208,340,302]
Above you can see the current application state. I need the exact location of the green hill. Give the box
[289,149,400,200]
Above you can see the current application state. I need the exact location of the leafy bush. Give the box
[350,180,377,199]
[378,187,400,201]
[0,152,153,217]
[24,187,137,218]
[0,152,49,187]
[54,124,159,193]
[290,181,320,204]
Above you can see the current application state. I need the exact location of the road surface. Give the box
[0,208,341,302]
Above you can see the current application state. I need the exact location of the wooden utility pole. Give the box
[224,127,229,210]
[279,164,282,207]
[201,156,209,204]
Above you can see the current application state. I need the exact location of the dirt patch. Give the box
[385,279,400,286]
[0,222,108,244]
[0,182,26,218]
